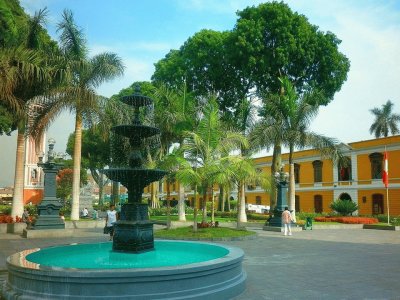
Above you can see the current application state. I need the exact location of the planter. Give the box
[363,224,400,231]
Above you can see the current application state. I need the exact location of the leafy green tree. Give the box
[232,1,350,104]
[369,100,400,138]
[152,29,248,113]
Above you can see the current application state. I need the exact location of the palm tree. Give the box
[0,8,61,219]
[369,100,400,138]
[253,77,343,220]
[179,97,247,223]
[152,82,196,220]
[31,10,124,220]
[222,97,258,222]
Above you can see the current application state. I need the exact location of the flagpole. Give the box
[386,187,390,224]
[383,146,390,224]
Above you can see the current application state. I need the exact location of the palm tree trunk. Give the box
[288,146,296,222]
[151,181,159,208]
[178,183,186,221]
[211,188,215,223]
[202,189,207,222]
[270,143,282,209]
[192,184,198,232]
[70,113,83,220]
[11,128,26,219]
[219,186,224,211]
[237,181,247,226]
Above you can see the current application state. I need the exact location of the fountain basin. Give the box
[2,240,246,299]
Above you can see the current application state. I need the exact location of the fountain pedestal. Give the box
[113,203,155,252]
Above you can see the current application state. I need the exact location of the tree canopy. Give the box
[152,1,350,113]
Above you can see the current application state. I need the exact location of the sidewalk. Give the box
[1,227,400,299]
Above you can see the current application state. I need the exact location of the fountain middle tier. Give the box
[112,124,160,140]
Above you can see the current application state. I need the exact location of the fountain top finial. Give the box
[134,85,141,94]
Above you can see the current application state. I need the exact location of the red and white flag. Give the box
[382,151,389,188]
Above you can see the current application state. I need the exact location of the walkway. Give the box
[1,227,400,299]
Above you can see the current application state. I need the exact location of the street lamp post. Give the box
[34,138,65,230]
[268,165,289,227]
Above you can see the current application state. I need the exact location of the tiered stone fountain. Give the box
[102,87,167,252]
[0,88,246,300]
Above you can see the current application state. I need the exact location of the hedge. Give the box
[314,216,378,224]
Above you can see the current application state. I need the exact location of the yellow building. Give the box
[156,135,400,216]
[246,135,400,216]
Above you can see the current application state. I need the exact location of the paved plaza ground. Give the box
[1,227,400,299]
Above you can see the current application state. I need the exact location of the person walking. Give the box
[105,205,118,241]
[282,206,293,236]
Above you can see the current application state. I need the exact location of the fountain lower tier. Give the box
[102,168,167,199]
[1,241,246,299]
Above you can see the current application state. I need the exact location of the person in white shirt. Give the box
[281,206,293,236]
[82,207,89,218]
[105,205,118,241]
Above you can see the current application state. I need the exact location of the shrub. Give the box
[330,199,358,216]
[247,213,269,221]
[0,205,11,215]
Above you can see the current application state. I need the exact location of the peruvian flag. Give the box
[382,151,389,188]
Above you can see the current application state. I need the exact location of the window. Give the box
[255,196,261,205]
[369,153,383,179]
[294,163,300,184]
[312,160,323,183]
[338,157,351,181]
[295,195,300,212]
[372,194,384,214]
[314,195,323,213]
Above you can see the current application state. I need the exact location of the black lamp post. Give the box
[34,138,65,230]
[268,165,289,227]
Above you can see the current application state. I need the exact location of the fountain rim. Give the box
[6,240,244,274]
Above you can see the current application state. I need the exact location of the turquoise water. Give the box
[26,241,229,269]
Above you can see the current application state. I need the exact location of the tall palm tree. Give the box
[254,77,343,220]
[31,10,124,220]
[369,100,400,138]
[0,8,61,219]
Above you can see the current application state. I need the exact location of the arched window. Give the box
[312,160,323,183]
[294,163,300,184]
[314,195,323,213]
[339,193,352,201]
[255,196,261,205]
[369,153,383,179]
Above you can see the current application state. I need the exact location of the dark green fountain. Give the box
[102,87,167,253]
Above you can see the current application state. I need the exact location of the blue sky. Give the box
[0,0,399,186]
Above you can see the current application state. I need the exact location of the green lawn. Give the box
[150,215,237,223]
[155,226,255,239]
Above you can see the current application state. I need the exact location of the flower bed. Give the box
[0,215,23,224]
[314,216,378,224]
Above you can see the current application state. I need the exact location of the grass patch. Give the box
[155,226,255,239]
[150,215,236,223]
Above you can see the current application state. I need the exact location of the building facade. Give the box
[155,135,400,216]
[245,135,400,216]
